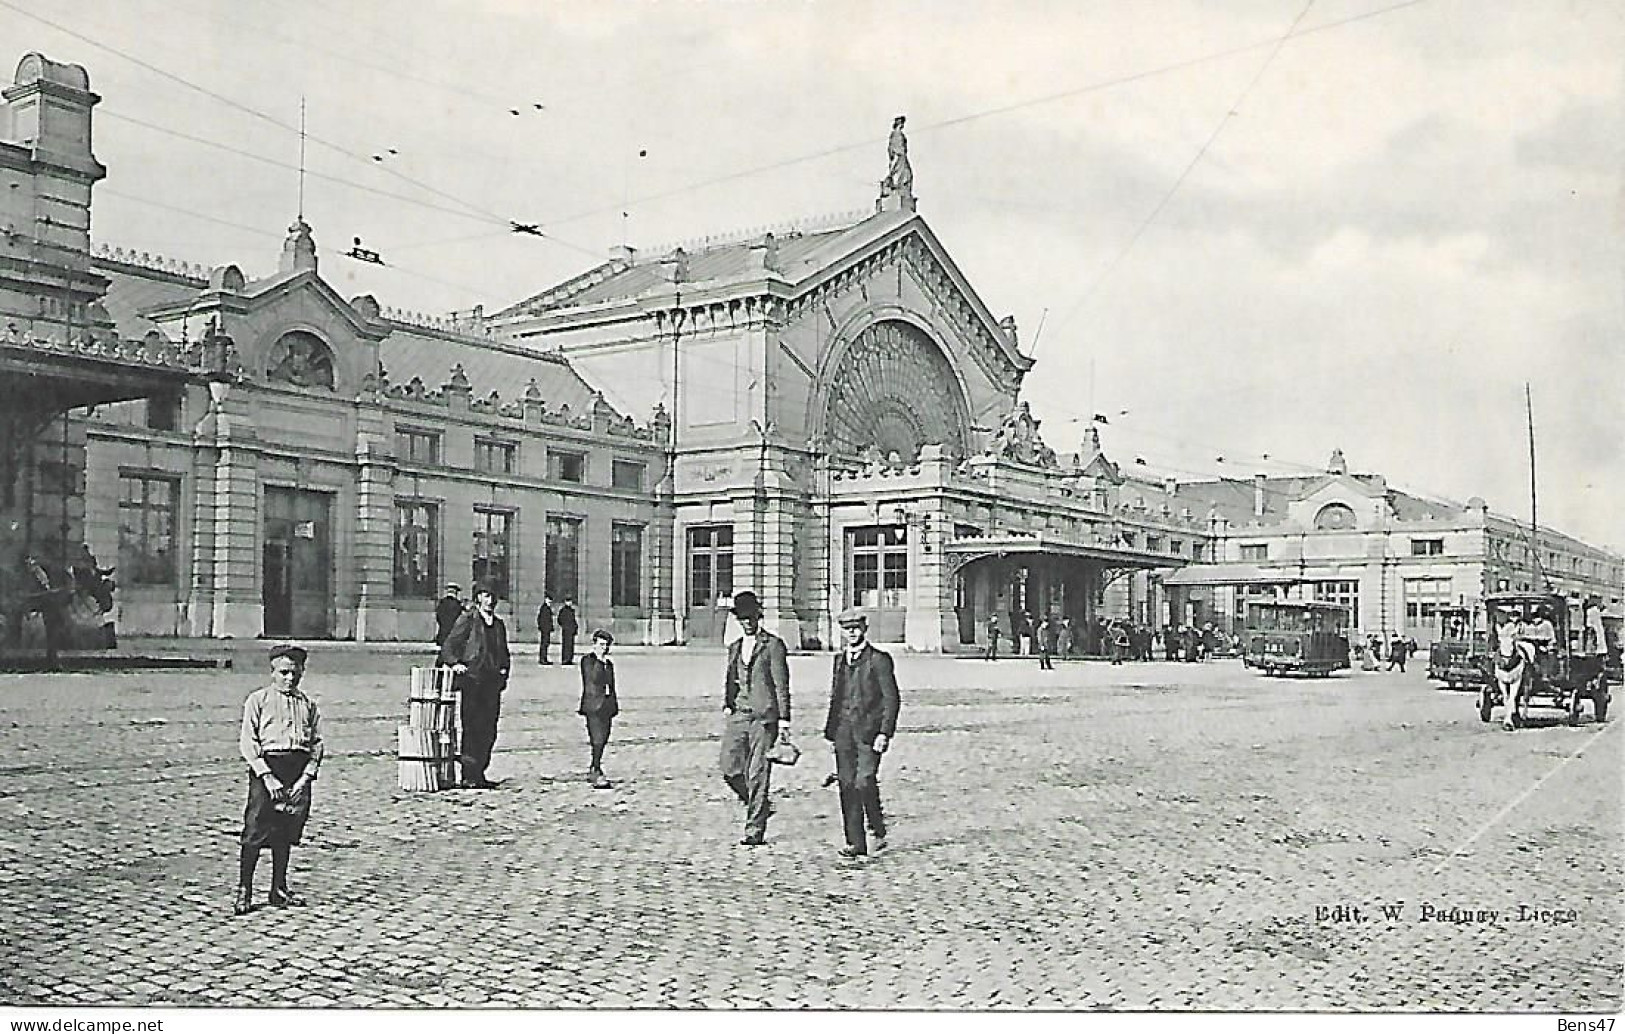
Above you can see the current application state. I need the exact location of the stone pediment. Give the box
[782,216,1032,396]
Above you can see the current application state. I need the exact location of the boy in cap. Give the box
[720,590,791,846]
[578,629,618,788]
[824,608,900,860]
[235,642,324,915]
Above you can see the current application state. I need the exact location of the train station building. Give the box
[2,51,1617,656]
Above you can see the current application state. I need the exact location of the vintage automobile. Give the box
[1426,605,1488,690]
[1478,592,1610,727]
[1242,599,1351,677]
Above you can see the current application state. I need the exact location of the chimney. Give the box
[1162,477,1177,497]
[607,244,636,265]
[1253,474,1267,517]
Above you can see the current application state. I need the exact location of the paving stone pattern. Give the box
[0,653,1618,1010]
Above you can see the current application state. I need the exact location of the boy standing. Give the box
[578,629,618,788]
[236,642,324,916]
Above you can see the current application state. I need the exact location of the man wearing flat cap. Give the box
[439,580,510,789]
[824,608,901,860]
[720,590,791,846]
[235,642,324,915]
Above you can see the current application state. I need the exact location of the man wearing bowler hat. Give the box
[720,590,791,846]
[825,608,901,860]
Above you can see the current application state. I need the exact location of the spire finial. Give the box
[297,96,307,220]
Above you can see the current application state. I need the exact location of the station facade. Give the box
[3,51,1617,655]
[1160,450,1624,647]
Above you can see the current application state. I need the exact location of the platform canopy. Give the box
[945,533,1183,570]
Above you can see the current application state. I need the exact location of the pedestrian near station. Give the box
[578,629,618,789]
[720,591,791,846]
[558,599,579,665]
[439,581,510,789]
[433,583,463,647]
[983,612,1000,661]
[234,642,324,916]
[536,595,554,665]
[825,609,900,861]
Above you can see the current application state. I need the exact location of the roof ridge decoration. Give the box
[640,208,869,258]
[91,242,209,283]
[380,362,664,443]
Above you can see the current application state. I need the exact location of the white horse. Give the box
[1493,622,1536,729]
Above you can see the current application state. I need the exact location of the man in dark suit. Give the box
[720,590,790,846]
[578,629,617,789]
[536,596,554,665]
[434,583,463,647]
[438,581,510,789]
[558,599,579,665]
[825,608,901,861]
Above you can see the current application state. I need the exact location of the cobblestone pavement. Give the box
[0,650,1618,1011]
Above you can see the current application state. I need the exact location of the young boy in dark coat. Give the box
[578,629,618,788]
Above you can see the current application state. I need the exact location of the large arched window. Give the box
[820,320,968,463]
[265,330,336,390]
[1313,502,1357,531]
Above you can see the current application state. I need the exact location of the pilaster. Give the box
[207,394,262,638]
[352,410,397,642]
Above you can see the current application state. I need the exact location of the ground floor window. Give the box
[687,524,733,607]
[611,522,643,607]
[393,500,439,598]
[546,515,582,603]
[849,525,908,609]
[1312,580,1360,626]
[472,508,513,599]
[118,473,179,585]
[1403,577,1452,633]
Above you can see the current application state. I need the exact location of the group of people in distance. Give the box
[232,586,902,914]
[983,611,1230,667]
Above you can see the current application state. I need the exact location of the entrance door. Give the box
[685,525,733,643]
[263,487,332,639]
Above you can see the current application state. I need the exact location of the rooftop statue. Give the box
[877,115,916,211]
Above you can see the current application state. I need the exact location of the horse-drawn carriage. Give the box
[1477,592,1610,728]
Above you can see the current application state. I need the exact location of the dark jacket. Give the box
[558,604,578,633]
[724,631,791,722]
[824,643,901,745]
[537,604,554,634]
[439,610,510,689]
[434,595,464,645]
[578,654,618,717]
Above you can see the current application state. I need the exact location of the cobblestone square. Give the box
[0,650,1618,1011]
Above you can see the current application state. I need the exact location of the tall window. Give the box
[473,438,517,475]
[1312,580,1360,627]
[393,500,439,598]
[612,459,646,491]
[688,525,734,607]
[611,523,643,607]
[1403,577,1451,632]
[549,449,586,483]
[118,474,179,585]
[849,526,908,608]
[396,427,441,465]
[546,516,582,602]
[472,508,512,598]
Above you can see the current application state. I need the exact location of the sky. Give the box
[3,0,1619,551]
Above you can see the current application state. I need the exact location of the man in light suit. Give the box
[720,590,791,847]
[825,608,901,861]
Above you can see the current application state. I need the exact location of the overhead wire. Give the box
[1046,0,1318,337]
